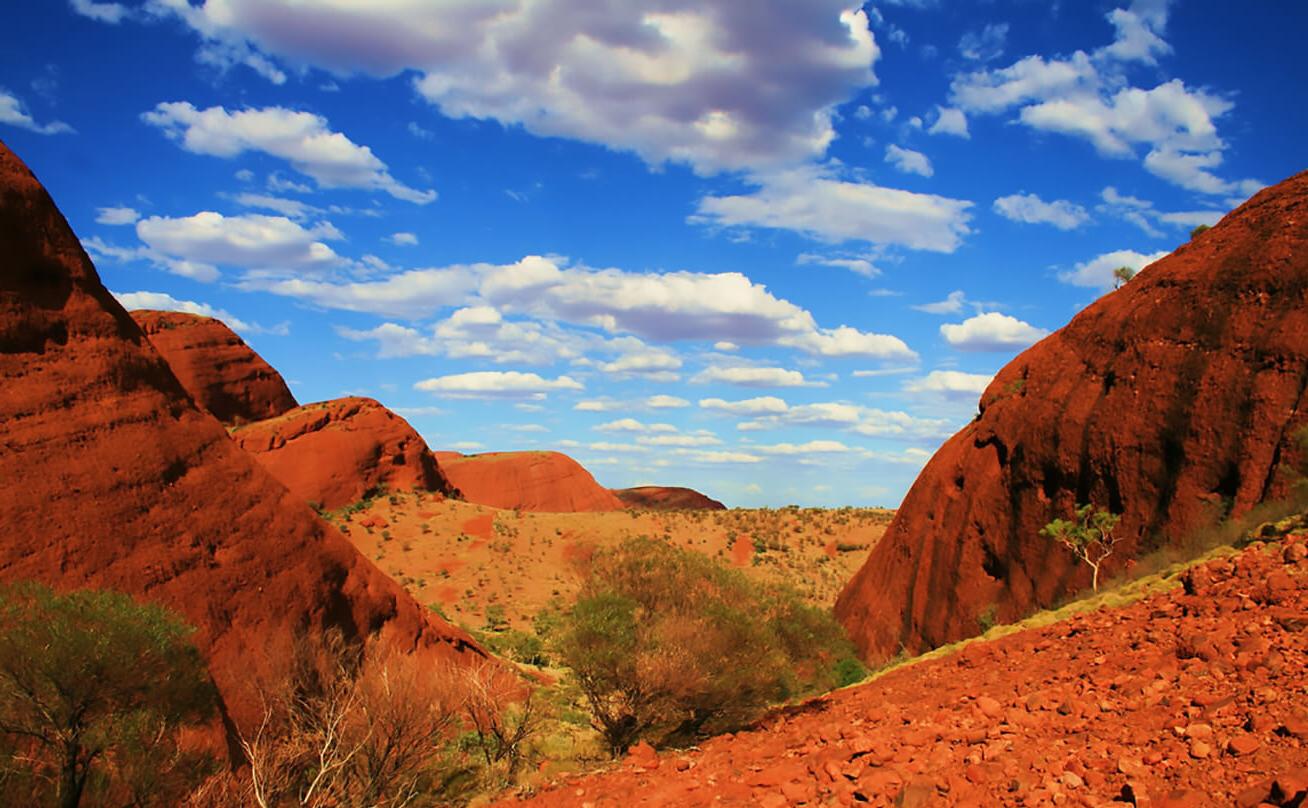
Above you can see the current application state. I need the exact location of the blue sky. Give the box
[2,1,1303,507]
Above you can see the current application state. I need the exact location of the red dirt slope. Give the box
[436,451,625,512]
[132,309,297,425]
[614,486,727,511]
[0,141,482,730]
[232,397,456,510]
[838,171,1308,663]
[503,537,1308,807]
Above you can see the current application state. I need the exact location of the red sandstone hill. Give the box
[131,309,297,425]
[837,171,1308,664]
[232,397,457,510]
[614,486,727,511]
[435,451,625,512]
[0,141,483,731]
[503,537,1308,807]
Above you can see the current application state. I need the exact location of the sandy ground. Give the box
[327,491,892,631]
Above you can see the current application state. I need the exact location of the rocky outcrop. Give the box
[436,451,625,512]
[232,397,456,510]
[132,309,297,425]
[614,486,727,511]
[0,141,483,732]
[837,171,1308,663]
[504,536,1308,806]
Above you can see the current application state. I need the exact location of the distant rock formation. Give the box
[232,397,456,510]
[614,486,727,511]
[132,309,297,425]
[0,141,483,733]
[436,451,625,512]
[837,171,1308,663]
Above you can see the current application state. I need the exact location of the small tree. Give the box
[0,583,215,808]
[1112,265,1136,289]
[1190,224,1211,239]
[557,538,857,756]
[1040,504,1123,592]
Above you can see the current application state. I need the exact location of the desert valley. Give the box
[2,2,1307,807]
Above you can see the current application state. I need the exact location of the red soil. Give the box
[231,396,455,510]
[438,451,626,512]
[613,486,727,511]
[462,513,497,540]
[502,537,1308,807]
[0,142,484,732]
[132,309,297,425]
[839,171,1308,664]
[730,535,755,567]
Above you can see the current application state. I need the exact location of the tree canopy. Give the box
[557,538,861,756]
[0,582,214,808]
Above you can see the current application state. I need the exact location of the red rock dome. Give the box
[437,451,625,512]
[836,171,1308,663]
[233,396,456,510]
[0,140,483,731]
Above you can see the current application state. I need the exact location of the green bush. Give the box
[0,583,215,808]
[831,656,869,688]
[557,538,857,756]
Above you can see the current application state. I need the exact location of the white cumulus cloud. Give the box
[1058,248,1168,290]
[699,396,790,416]
[0,89,73,135]
[940,312,1049,352]
[692,366,815,388]
[993,192,1090,230]
[904,370,994,400]
[885,144,933,177]
[136,211,345,276]
[134,1,880,177]
[95,206,140,226]
[142,102,436,203]
[692,165,972,252]
[927,106,970,138]
[646,395,689,409]
[414,371,583,400]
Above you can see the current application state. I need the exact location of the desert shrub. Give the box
[0,582,216,808]
[483,604,509,631]
[1190,224,1211,238]
[232,631,463,808]
[557,538,857,756]
[458,661,537,785]
[477,628,548,668]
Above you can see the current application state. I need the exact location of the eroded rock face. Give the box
[0,141,482,730]
[132,309,297,425]
[614,486,727,511]
[232,397,456,510]
[436,451,625,512]
[837,171,1308,663]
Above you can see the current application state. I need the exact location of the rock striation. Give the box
[837,171,1308,663]
[132,309,297,425]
